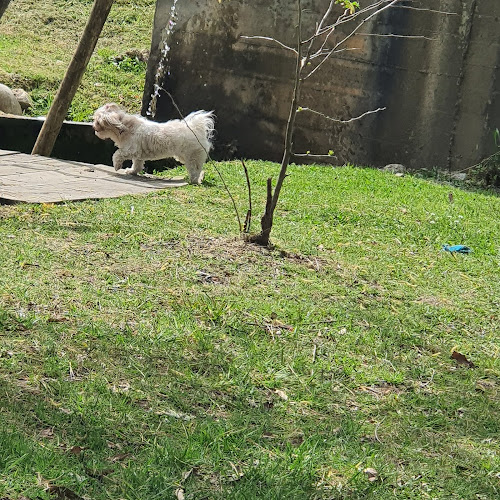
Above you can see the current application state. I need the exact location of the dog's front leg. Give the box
[112,150,128,171]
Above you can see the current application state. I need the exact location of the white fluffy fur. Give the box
[92,103,215,184]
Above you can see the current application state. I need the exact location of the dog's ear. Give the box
[99,111,127,134]
[104,103,121,113]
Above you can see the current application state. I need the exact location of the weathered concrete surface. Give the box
[143,0,500,170]
[0,149,186,204]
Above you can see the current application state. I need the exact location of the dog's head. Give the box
[92,103,127,142]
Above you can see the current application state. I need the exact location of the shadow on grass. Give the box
[1,288,499,500]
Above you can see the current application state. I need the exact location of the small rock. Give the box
[383,163,406,174]
[449,172,467,181]
[0,83,22,115]
[12,88,33,110]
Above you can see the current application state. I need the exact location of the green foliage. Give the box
[469,128,500,188]
[105,55,147,74]
[0,0,155,118]
[337,0,360,14]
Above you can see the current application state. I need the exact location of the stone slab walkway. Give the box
[0,149,187,204]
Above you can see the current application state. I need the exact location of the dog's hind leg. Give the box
[185,152,206,184]
[186,164,204,184]
[126,159,145,175]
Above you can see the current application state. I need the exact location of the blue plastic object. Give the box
[442,244,472,254]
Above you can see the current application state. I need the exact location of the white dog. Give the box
[92,103,215,184]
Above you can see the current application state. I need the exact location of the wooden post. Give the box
[32,0,114,157]
[0,0,12,20]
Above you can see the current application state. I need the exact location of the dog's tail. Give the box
[184,110,216,148]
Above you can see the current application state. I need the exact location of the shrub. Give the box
[469,128,500,188]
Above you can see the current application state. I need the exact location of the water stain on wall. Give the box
[143,0,500,170]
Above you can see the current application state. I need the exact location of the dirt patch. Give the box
[185,236,331,270]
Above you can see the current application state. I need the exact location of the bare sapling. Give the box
[243,0,404,246]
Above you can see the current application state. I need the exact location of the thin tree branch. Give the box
[304,0,401,80]
[304,0,336,54]
[310,46,359,60]
[305,1,456,50]
[241,159,252,233]
[264,177,273,221]
[240,35,297,54]
[301,0,388,45]
[455,150,500,173]
[356,32,438,41]
[394,5,458,16]
[293,153,337,159]
[161,87,243,233]
[270,0,304,216]
[292,153,338,163]
[299,106,386,123]
[318,0,390,35]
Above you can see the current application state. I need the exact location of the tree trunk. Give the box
[247,177,273,245]
[0,0,12,20]
[32,0,114,157]
[250,0,303,247]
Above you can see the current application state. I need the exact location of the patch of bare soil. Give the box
[185,236,331,271]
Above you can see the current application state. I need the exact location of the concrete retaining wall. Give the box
[0,115,115,165]
[143,0,500,170]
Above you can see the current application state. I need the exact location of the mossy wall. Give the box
[143,0,500,170]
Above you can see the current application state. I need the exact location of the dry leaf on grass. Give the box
[358,384,402,398]
[263,313,294,338]
[39,428,54,439]
[263,400,274,411]
[69,445,84,455]
[196,270,222,284]
[36,474,84,499]
[36,473,51,490]
[228,461,244,482]
[274,389,288,401]
[48,485,84,500]
[363,467,379,482]
[157,408,195,421]
[451,351,476,368]
[108,453,132,463]
[475,380,496,393]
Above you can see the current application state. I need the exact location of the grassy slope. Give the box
[0,161,499,499]
[0,0,155,120]
[1,1,499,498]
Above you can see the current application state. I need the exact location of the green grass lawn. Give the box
[0,0,155,120]
[0,161,499,499]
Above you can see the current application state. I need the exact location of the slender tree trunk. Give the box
[32,0,114,157]
[249,0,304,246]
[244,1,407,247]
[0,0,12,20]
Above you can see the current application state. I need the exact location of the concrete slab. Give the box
[0,149,187,204]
